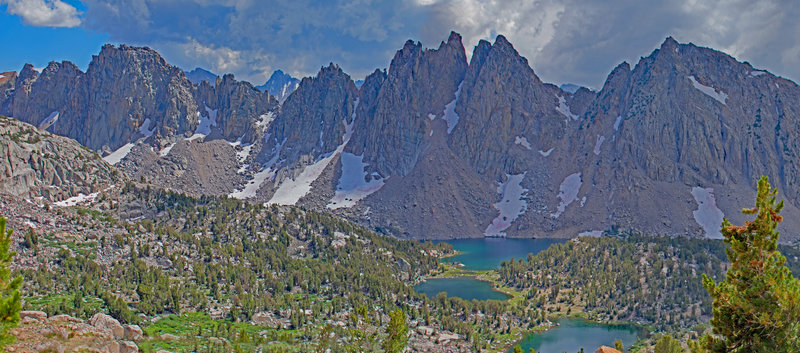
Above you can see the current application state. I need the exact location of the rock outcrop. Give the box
[8,312,140,353]
[0,115,122,203]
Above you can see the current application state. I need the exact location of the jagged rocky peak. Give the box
[194,73,277,144]
[449,34,566,177]
[263,63,358,168]
[346,31,468,177]
[81,44,198,151]
[185,67,219,85]
[256,69,299,103]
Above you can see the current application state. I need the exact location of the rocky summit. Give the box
[2,33,800,241]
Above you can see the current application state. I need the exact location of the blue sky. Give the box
[2,0,799,88]
[0,1,106,72]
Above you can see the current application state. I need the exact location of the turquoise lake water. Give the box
[440,237,566,270]
[512,318,644,353]
[413,277,510,301]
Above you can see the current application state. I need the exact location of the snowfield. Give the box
[691,187,724,239]
[54,191,101,207]
[139,118,155,138]
[229,139,285,199]
[326,152,385,209]
[551,172,582,218]
[103,143,135,165]
[484,173,528,237]
[38,111,59,129]
[186,105,218,141]
[267,99,359,205]
[442,82,463,134]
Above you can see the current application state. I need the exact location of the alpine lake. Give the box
[413,237,648,352]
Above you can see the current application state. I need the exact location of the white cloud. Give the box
[421,0,800,88]
[65,0,800,87]
[3,0,81,27]
[181,39,244,74]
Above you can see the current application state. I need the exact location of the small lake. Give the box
[414,277,510,301]
[512,318,645,353]
[440,238,565,270]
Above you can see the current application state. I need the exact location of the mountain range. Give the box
[2,32,799,242]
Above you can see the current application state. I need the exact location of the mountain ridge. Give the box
[2,34,799,242]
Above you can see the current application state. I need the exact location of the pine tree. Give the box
[614,339,625,352]
[692,177,800,352]
[0,216,22,349]
[654,334,682,353]
[382,308,409,353]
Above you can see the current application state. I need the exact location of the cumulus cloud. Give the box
[60,0,800,86]
[3,0,81,27]
[421,0,800,88]
[78,0,427,83]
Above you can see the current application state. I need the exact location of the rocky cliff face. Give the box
[0,116,122,203]
[195,74,278,145]
[3,34,800,242]
[0,45,276,153]
[347,31,468,178]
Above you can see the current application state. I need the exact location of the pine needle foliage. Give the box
[0,216,22,349]
[692,177,800,352]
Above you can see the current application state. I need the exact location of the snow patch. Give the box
[538,148,554,157]
[688,76,727,105]
[159,143,176,157]
[103,143,135,165]
[556,96,578,122]
[186,105,218,141]
[229,139,285,199]
[690,187,724,239]
[54,191,100,207]
[580,196,587,207]
[236,145,253,172]
[593,135,605,155]
[326,152,385,209]
[613,115,622,131]
[38,111,59,129]
[138,118,155,138]
[256,112,276,132]
[551,172,582,218]
[484,173,528,237]
[428,113,436,120]
[749,70,766,77]
[442,83,463,134]
[267,99,359,205]
[514,136,532,150]
[578,230,603,237]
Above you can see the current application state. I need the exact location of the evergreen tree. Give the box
[693,177,800,352]
[654,334,682,353]
[0,216,22,349]
[614,339,625,352]
[382,308,409,353]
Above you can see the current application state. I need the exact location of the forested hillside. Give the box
[499,234,800,331]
